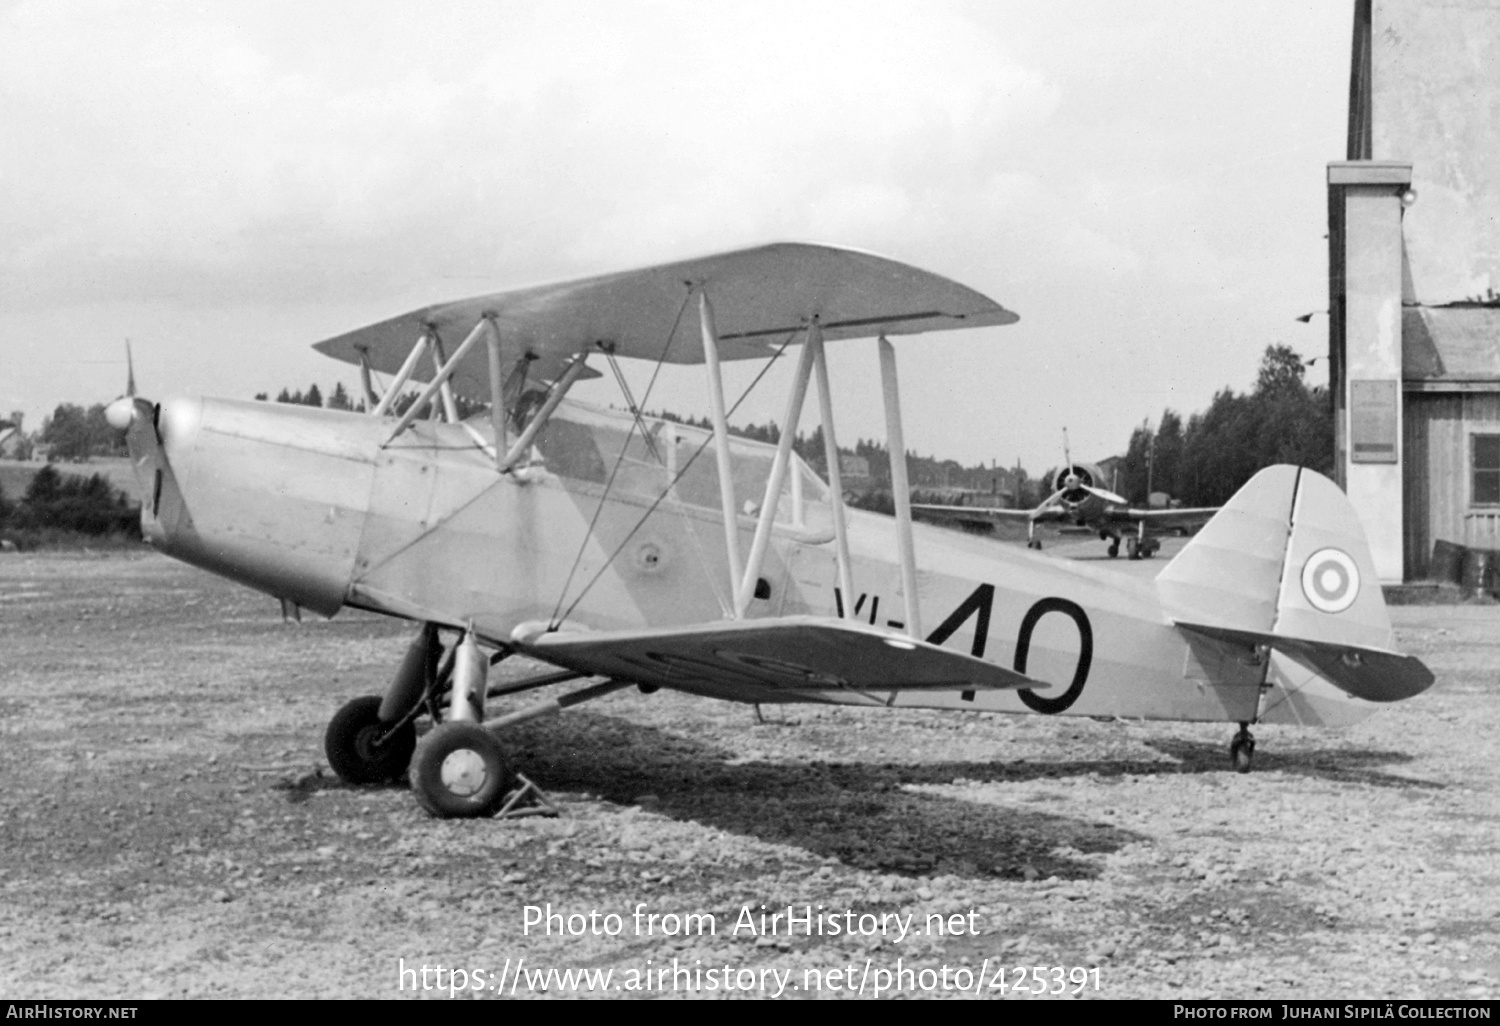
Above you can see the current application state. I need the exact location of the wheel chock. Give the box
[496,773,559,819]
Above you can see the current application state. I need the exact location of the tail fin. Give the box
[1157,465,1431,703]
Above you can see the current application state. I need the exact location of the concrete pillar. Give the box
[1328,161,1411,582]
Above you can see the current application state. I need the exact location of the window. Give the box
[1473,434,1500,506]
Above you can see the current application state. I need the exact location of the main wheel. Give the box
[1027,539,1042,550]
[1229,735,1255,774]
[1107,539,1120,558]
[325,696,417,784]
[410,722,515,818]
[1126,537,1140,560]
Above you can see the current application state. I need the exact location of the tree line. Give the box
[1113,345,1332,508]
[0,466,140,548]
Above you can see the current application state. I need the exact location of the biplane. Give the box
[106,243,1432,817]
[915,460,1218,559]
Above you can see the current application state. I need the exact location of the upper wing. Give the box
[313,242,1018,399]
[510,615,1040,701]
[1101,506,1219,529]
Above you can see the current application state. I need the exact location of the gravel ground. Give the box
[0,550,1496,1000]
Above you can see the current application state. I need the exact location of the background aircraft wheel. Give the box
[1126,537,1140,560]
[1107,540,1120,558]
[1027,539,1042,550]
[410,722,515,818]
[1229,735,1255,774]
[325,696,416,784]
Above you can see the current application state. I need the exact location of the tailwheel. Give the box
[410,722,516,818]
[1229,723,1255,774]
[325,696,417,784]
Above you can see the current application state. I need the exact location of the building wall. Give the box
[1335,0,1500,579]
[1371,0,1500,305]
[1403,391,1500,577]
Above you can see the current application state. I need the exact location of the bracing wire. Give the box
[551,330,800,629]
[605,349,663,464]
[547,290,694,627]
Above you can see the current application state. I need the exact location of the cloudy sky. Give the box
[0,0,1349,471]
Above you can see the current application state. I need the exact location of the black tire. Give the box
[1126,538,1140,560]
[325,696,417,784]
[1230,737,1255,774]
[1107,540,1120,558]
[410,722,515,818]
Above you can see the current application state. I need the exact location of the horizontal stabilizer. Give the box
[511,615,1040,697]
[1176,622,1432,703]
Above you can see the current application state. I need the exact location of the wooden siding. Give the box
[1404,391,1500,579]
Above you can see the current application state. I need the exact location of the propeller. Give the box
[105,340,140,429]
[1053,464,1096,506]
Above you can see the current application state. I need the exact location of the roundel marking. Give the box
[1301,547,1360,614]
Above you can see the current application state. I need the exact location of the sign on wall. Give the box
[1350,379,1399,463]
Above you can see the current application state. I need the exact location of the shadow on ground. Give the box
[1143,738,1443,790]
[499,712,1143,881]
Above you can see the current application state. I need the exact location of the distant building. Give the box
[0,412,27,460]
[838,455,872,491]
[1094,455,1126,496]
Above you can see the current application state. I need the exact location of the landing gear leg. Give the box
[1129,520,1152,560]
[326,622,444,785]
[1229,722,1255,773]
[1027,522,1042,550]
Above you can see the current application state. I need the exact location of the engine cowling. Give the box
[1052,463,1101,506]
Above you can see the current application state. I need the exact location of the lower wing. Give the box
[1105,506,1219,529]
[510,615,1041,700]
[912,503,1056,526]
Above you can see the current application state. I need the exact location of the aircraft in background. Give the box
[105,243,1431,818]
[915,457,1218,559]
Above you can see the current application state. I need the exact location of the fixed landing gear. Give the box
[1027,538,1043,550]
[1125,534,1160,560]
[405,677,630,817]
[324,622,628,818]
[411,722,515,817]
[1229,723,1255,773]
[1107,538,1120,558]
